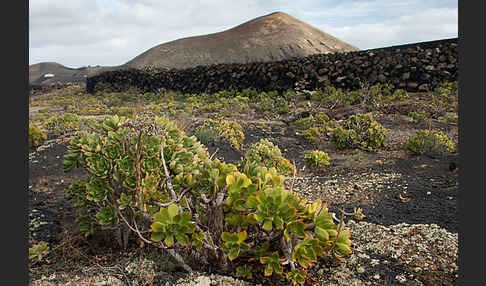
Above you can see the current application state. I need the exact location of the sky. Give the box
[29,0,458,68]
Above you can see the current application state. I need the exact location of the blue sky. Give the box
[29,0,458,68]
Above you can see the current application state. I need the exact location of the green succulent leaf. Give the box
[227,246,240,261]
[314,226,330,242]
[273,216,284,230]
[236,265,253,279]
[260,252,285,276]
[286,269,307,286]
[164,235,175,247]
[191,232,204,251]
[151,231,164,242]
[151,221,165,233]
[284,220,307,241]
[262,219,273,231]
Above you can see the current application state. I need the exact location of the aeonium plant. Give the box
[63,113,357,285]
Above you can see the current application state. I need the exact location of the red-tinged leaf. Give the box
[262,219,273,231]
[264,264,273,276]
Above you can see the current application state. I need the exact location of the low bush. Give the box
[29,241,49,262]
[408,111,428,121]
[42,113,80,134]
[305,151,331,169]
[331,114,387,151]
[405,129,456,155]
[275,97,290,114]
[195,118,245,150]
[294,113,337,132]
[438,114,458,125]
[311,86,345,109]
[302,127,321,143]
[255,91,276,113]
[29,122,47,146]
[194,125,220,146]
[63,115,353,285]
[239,139,295,176]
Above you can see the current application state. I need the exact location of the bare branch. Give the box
[126,208,193,272]
[281,236,296,271]
[200,194,211,204]
[215,192,225,206]
[289,160,297,193]
[159,142,177,199]
[328,210,345,255]
[153,188,191,208]
[135,131,144,211]
[209,147,219,160]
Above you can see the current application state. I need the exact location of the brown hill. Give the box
[124,11,359,70]
[29,62,116,85]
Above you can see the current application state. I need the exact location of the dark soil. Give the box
[332,154,459,233]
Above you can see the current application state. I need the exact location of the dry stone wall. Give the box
[86,38,458,95]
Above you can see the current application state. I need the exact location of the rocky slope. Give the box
[124,11,359,70]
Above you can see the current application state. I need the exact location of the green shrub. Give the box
[76,102,109,115]
[438,114,458,125]
[63,115,352,285]
[79,117,104,132]
[311,86,345,108]
[435,81,458,105]
[331,114,387,151]
[305,151,331,169]
[239,139,295,176]
[302,127,321,143]
[195,118,245,150]
[42,113,80,134]
[219,96,249,116]
[255,91,275,113]
[29,122,47,145]
[111,106,137,118]
[275,97,290,114]
[29,241,49,261]
[293,116,314,130]
[194,126,220,146]
[294,112,335,131]
[385,89,409,102]
[408,111,428,121]
[405,129,456,155]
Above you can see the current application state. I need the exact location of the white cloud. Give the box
[29,0,458,68]
[320,7,458,49]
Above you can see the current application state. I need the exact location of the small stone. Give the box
[426,191,432,195]
[373,274,380,280]
[357,266,365,273]
[197,276,211,286]
[395,274,407,283]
